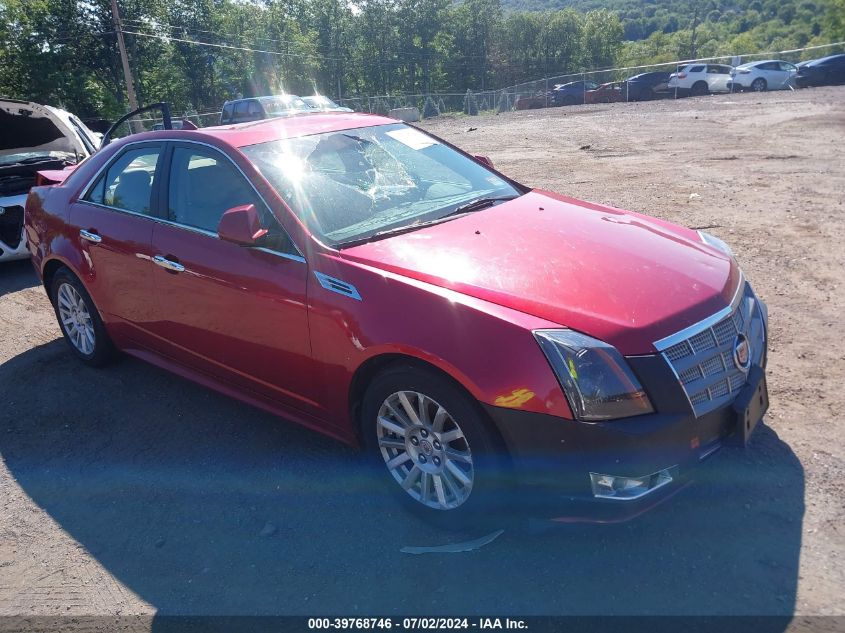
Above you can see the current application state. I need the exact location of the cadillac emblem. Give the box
[733,333,751,372]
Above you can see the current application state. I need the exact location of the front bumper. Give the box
[486,289,769,522]
[485,400,746,521]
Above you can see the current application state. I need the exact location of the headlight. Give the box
[534,330,654,421]
[698,230,734,258]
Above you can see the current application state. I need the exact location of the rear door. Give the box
[758,61,789,88]
[70,142,164,346]
[146,141,318,415]
[778,62,798,88]
[707,64,732,91]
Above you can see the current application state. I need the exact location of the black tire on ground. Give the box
[50,267,117,366]
[751,78,767,92]
[360,363,511,529]
[691,81,709,97]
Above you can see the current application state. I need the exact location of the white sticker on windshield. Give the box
[386,128,439,150]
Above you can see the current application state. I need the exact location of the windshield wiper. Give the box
[336,215,463,248]
[334,195,520,249]
[447,194,520,217]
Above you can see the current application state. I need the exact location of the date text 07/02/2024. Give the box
[307,618,528,630]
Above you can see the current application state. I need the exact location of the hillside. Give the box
[501,0,832,47]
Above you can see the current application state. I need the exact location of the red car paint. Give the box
[584,82,625,104]
[25,113,738,447]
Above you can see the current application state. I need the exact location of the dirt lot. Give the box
[1,87,843,629]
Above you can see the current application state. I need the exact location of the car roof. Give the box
[629,71,669,78]
[160,112,397,148]
[810,53,845,64]
[741,59,790,67]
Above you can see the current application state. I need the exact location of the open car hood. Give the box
[0,99,97,159]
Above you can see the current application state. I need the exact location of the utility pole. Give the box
[689,6,700,59]
[110,0,141,131]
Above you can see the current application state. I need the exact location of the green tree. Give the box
[582,9,623,69]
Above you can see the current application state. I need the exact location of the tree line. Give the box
[0,0,842,122]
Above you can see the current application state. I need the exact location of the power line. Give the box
[121,29,344,61]
[122,16,488,62]
[122,18,306,49]
[121,27,488,70]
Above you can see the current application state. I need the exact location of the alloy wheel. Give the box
[376,390,474,510]
[752,78,766,92]
[57,283,95,355]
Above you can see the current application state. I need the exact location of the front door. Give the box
[146,142,319,416]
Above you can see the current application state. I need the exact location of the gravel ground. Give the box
[0,86,843,630]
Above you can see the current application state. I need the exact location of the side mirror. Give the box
[217,204,268,246]
[474,155,494,169]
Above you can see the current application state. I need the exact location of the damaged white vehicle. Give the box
[1,98,99,262]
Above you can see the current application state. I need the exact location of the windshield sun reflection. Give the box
[241,123,522,248]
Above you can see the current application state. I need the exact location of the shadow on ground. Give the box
[0,259,39,297]
[0,341,804,627]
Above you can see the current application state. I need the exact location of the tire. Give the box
[50,267,116,366]
[360,363,510,529]
[751,78,767,92]
[691,81,709,97]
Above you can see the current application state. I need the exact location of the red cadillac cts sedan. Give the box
[24,112,768,524]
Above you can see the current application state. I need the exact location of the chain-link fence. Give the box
[338,40,845,118]
[111,39,845,131]
[338,92,500,116]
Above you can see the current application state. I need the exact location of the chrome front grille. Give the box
[655,281,766,417]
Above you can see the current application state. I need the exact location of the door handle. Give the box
[152,255,185,273]
[80,229,102,244]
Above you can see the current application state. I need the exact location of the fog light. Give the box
[589,467,676,500]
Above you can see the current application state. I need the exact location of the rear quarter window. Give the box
[689,65,705,73]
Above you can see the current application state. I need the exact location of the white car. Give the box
[728,60,798,92]
[667,63,734,96]
[0,98,98,262]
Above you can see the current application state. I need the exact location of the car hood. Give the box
[341,191,740,355]
[0,99,94,159]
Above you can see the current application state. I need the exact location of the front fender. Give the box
[308,255,573,435]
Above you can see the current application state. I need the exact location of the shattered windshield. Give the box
[242,123,521,247]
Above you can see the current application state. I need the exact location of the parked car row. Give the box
[539,53,845,107]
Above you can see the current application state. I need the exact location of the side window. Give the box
[84,147,161,216]
[221,103,233,124]
[233,101,249,123]
[690,65,705,73]
[780,62,797,72]
[168,146,297,254]
[247,100,263,120]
